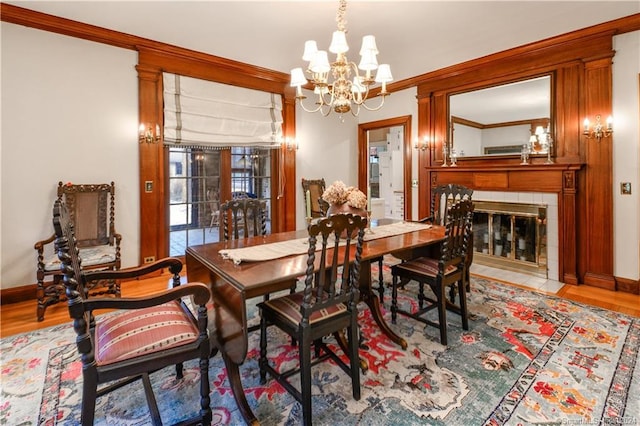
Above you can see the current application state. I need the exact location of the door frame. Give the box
[358,115,412,220]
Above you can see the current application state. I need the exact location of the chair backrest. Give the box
[52,199,90,316]
[430,184,473,226]
[220,198,268,240]
[301,214,367,320]
[57,181,116,248]
[301,178,327,218]
[440,199,474,268]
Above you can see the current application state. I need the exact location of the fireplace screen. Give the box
[472,201,547,277]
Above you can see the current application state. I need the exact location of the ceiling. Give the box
[6,1,639,84]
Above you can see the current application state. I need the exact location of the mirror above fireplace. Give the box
[449,75,552,158]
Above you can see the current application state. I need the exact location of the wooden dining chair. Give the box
[258,213,366,426]
[428,184,474,297]
[52,199,213,426]
[301,178,327,218]
[219,198,267,240]
[390,199,474,345]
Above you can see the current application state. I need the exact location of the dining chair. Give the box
[301,178,327,218]
[52,199,213,426]
[390,199,474,345]
[34,181,122,321]
[258,213,366,426]
[219,198,267,240]
[428,184,474,297]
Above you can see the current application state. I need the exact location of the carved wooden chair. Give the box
[219,198,267,240]
[34,181,122,321]
[428,184,474,297]
[390,199,474,345]
[301,178,326,218]
[258,213,366,426]
[52,199,213,426]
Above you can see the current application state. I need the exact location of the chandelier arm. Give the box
[359,94,388,112]
[297,97,326,114]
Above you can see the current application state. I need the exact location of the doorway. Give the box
[358,116,412,220]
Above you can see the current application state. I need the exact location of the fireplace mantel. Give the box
[428,163,583,285]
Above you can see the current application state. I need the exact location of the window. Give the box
[169,146,272,256]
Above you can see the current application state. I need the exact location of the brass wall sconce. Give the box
[583,114,613,142]
[139,123,160,144]
[413,136,431,151]
[283,137,299,151]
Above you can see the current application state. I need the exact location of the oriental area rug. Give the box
[2,275,639,425]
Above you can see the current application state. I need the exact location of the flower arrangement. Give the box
[322,180,368,210]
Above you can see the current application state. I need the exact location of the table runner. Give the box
[219,221,432,264]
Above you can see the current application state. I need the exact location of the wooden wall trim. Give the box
[615,276,640,295]
[396,14,640,94]
[1,3,289,86]
[357,115,413,220]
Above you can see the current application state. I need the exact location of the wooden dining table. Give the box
[185,219,445,425]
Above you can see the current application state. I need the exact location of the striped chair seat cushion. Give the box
[44,245,117,271]
[394,257,458,277]
[261,292,346,325]
[95,301,200,366]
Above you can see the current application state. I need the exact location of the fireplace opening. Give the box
[472,200,548,278]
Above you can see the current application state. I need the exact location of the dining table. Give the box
[185,219,446,425]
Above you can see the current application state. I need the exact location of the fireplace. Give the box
[471,191,559,281]
[472,200,548,278]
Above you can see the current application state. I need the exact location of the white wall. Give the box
[612,30,640,281]
[1,23,140,289]
[294,99,359,230]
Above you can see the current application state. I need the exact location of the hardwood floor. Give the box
[1,272,638,339]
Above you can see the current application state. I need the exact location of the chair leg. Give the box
[199,355,212,425]
[391,273,399,324]
[175,362,184,379]
[376,257,385,303]
[300,331,313,426]
[259,313,268,385]
[436,285,448,345]
[347,320,361,400]
[141,373,162,426]
[81,372,98,426]
[458,279,469,331]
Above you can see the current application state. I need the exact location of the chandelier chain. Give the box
[336,0,347,32]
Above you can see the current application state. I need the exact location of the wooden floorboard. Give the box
[1,272,638,339]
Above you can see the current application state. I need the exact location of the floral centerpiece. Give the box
[322,180,368,217]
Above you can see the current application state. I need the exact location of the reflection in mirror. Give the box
[449,76,551,158]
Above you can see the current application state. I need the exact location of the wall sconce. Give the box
[583,114,613,142]
[413,136,431,151]
[139,123,160,144]
[283,137,299,151]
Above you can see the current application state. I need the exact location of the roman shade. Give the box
[163,73,283,149]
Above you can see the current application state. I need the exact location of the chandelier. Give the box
[289,0,393,117]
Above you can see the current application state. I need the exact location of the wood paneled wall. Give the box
[411,20,640,292]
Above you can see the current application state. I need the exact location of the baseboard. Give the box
[1,284,36,305]
[615,276,640,295]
